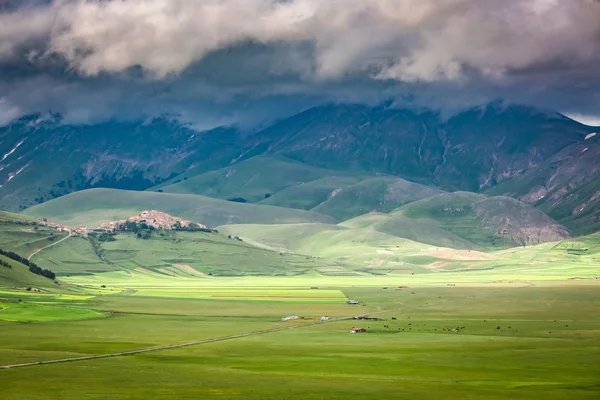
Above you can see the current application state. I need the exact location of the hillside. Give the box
[436,102,590,191]
[0,211,68,256]
[246,104,443,183]
[310,176,442,221]
[340,213,481,250]
[259,176,364,210]
[2,102,598,236]
[30,230,347,277]
[0,115,243,211]
[247,102,592,191]
[217,222,462,274]
[0,254,58,289]
[155,156,442,221]
[487,133,600,235]
[394,192,570,248]
[21,189,336,228]
[154,156,340,202]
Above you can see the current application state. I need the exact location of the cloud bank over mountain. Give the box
[0,0,599,125]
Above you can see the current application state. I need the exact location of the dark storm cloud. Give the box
[0,0,599,127]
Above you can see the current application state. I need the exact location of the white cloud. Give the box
[0,0,599,124]
[0,0,598,82]
[564,113,600,127]
[0,97,21,125]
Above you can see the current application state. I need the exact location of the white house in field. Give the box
[320,316,329,321]
[281,316,299,321]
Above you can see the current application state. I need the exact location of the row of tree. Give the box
[0,248,56,280]
[0,259,12,268]
[173,221,215,233]
[28,264,56,280]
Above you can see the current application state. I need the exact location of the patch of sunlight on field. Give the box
[61,263,600,292]
[130,288,348,303]
[0,290,95,301]
[0,302,106,322]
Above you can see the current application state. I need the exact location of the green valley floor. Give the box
[1,276,600,399]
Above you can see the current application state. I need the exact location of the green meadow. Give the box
[1,279,600,399]
[1,212,600,399]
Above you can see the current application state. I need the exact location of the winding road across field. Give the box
[0,286,513,370]
[28,232,71,261]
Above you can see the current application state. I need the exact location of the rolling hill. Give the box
[3,102,597,225]
[154,155,443,221]
[310,176,443,221]
[259,176,364,210]
[340,212,481,250]
[0,115,243,211]
[0,253,58,289]
[0,211,67,256]
[394,192,570,248]
[21,188,336,228]
[217,222,460,274]
[0,211,65,289]
[30,229,348,277]
[154,156,339,202]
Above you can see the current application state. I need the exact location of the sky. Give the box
[0,0,599,127]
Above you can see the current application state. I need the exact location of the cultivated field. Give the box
[1,213,600,399]
[1,278,599,399]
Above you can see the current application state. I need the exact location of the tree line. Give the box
[0,248,56,280]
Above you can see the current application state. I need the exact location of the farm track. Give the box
[0,286,513,370]
[28,233,71,261]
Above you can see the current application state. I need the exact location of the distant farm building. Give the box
[350,328,367,333]
[281,316,299,321]
[347,300,359,305]
[320,316,329,321]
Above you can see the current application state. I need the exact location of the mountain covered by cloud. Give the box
[0,0,599,125]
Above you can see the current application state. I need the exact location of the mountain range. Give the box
[1,101,598,239]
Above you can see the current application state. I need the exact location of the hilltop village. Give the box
[38,210,210,237]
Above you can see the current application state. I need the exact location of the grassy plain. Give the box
[1,279,599,399]
[2,213,600,399]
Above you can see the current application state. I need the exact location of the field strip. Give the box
[28,232,72,261]
[0,287,511,370]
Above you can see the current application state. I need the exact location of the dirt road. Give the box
[0,286,513,370]
[0,314,359,370]
[28,232,71,261]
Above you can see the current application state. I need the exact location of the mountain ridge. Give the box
[2,101,599,238]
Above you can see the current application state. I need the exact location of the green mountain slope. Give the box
[154,156,441,221]
[0,115,243,211]
[0,254,58,289]
[394,192,570,248]
[259,176,364,210]
[487,135,600,235]
[311,177,442,221]
[217,222,453,274]
[436,103,590,191]
[154,156,339,202]
[340,212,480,250]
[0,211,67,256]
[21,189,336,228]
